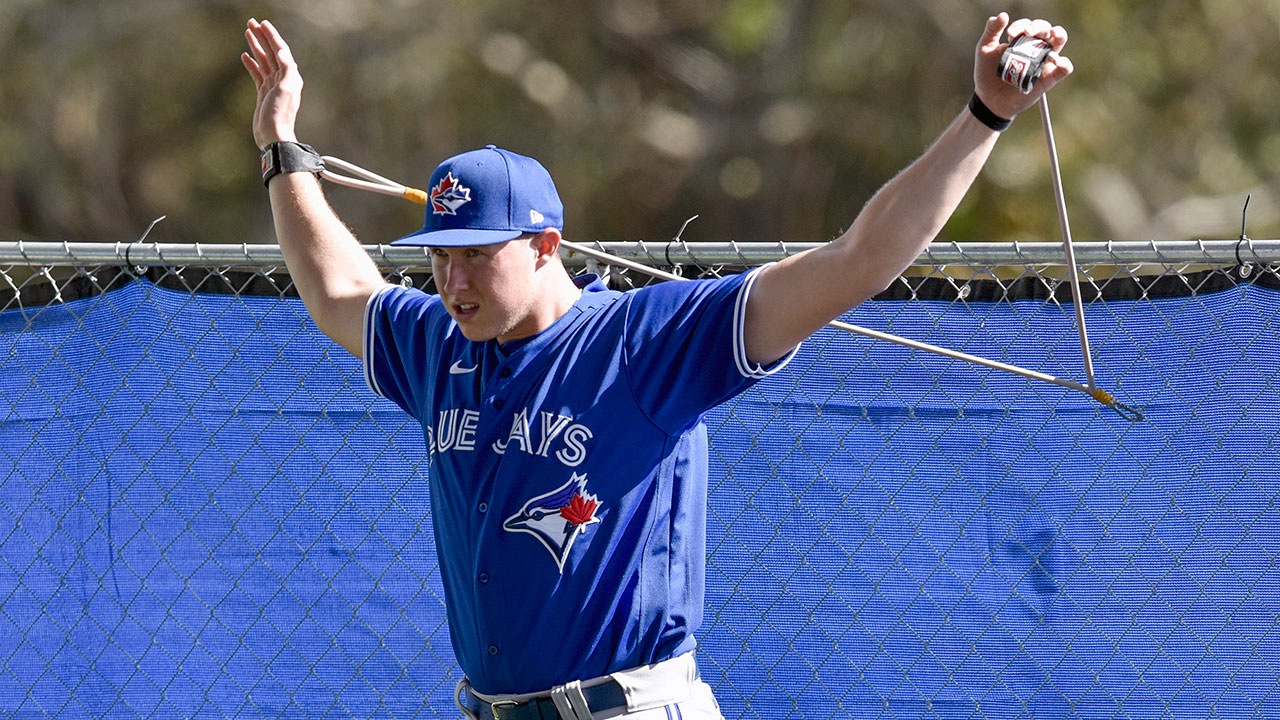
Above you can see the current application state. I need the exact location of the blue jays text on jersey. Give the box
[422,405,593,465]
[362,268,796,695]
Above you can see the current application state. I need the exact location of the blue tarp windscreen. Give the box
[1,270,1277,718]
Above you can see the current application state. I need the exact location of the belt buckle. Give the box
[490,699,520,720]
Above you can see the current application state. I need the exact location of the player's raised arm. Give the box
[742,13,1072,366]
[242,18,386,358]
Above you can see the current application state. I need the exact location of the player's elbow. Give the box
[832,229,913,304]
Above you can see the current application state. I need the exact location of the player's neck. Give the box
[539,267,584,323]
[496,266,582,344]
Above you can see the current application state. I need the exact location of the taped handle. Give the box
[998,36,1052,93]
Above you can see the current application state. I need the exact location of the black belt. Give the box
[467,680,628,720]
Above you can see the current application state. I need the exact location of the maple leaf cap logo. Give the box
[429,171,472,216]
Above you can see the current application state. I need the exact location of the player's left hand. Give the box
[974,12,1073,120]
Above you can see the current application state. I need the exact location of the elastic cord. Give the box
[968,93,1012,132]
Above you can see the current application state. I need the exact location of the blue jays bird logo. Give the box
[503,473,602,572]
[430,172,472,215]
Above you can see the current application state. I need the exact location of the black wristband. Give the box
[967,93,1012,132]
[260,141,324,187]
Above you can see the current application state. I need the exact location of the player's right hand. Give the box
[241,19,303,149]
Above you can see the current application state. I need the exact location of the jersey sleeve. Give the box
[623,266,798,435]
[362,284,441,418]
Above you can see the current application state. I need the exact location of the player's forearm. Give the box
[744,108,998,365]
[832,107,998,302]
[267,172,385,352]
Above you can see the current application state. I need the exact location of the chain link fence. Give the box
[1,241,1278,718]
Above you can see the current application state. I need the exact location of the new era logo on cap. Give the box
[393,145,564,247]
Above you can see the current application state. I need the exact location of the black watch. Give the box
[260,141,324,187]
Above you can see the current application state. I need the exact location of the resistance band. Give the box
[314,38,1140,422]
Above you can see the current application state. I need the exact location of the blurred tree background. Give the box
[2,0,1280,248]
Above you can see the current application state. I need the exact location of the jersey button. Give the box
[492,398,505,410]
[478,502,488,513]
[479,572,489,584]
[488,644,500,656]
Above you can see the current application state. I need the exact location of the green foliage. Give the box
[714,0,784,56]
[3,0,1280,246]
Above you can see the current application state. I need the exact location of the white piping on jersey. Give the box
[732,265,798,380]
[365,267,796,398]
[363,284,397,398]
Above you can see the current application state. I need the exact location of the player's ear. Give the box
[532,228,562,264]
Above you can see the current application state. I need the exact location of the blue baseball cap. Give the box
[392,145,564,247]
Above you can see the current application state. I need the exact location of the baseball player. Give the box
[242,12,1071,719]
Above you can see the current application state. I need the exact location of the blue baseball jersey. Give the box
[362,268,795,695]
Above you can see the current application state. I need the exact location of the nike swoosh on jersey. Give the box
[449,360,477,375]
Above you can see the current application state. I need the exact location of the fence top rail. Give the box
[0,239,1276,268]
